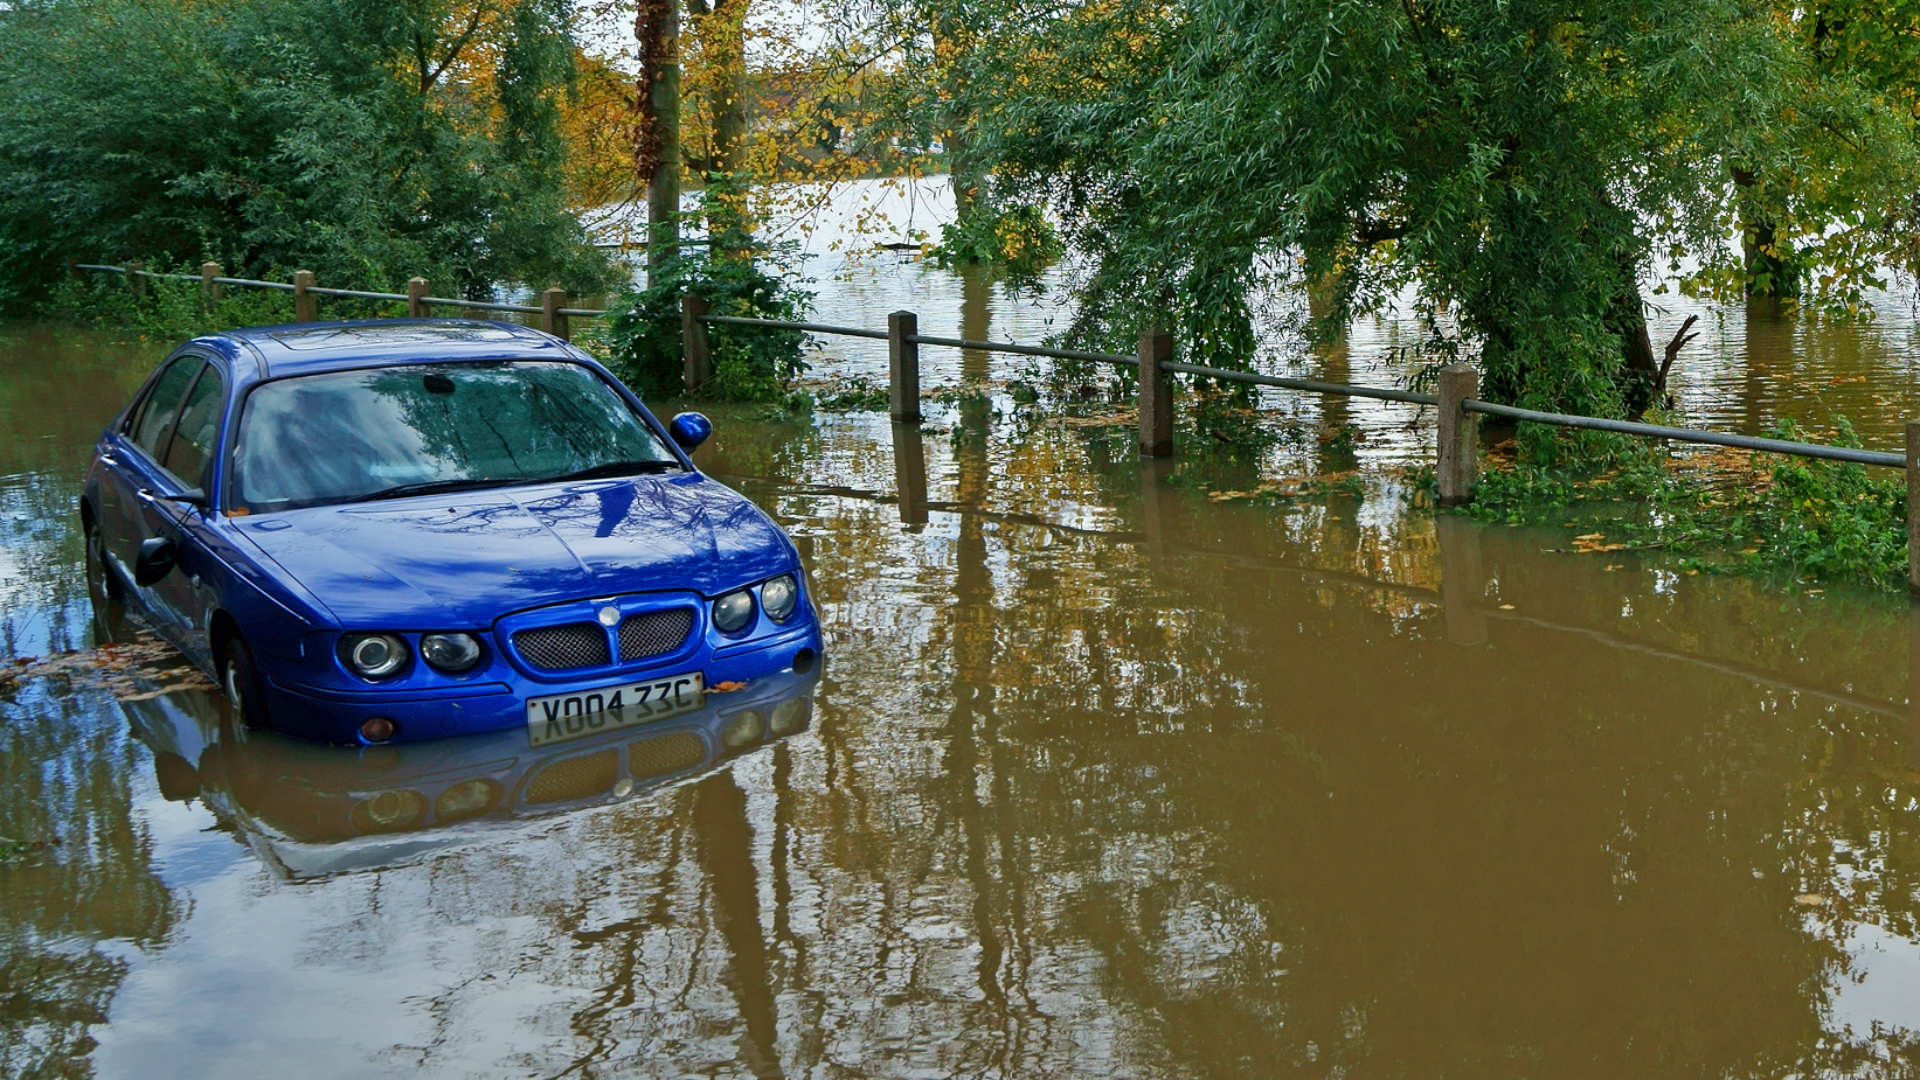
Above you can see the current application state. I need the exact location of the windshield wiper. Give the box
[535,460,683,484]
[343,477,512,503]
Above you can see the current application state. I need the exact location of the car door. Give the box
[143,361,228,668]
[100,354,202,585]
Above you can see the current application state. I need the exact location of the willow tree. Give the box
[908,0,1920,416]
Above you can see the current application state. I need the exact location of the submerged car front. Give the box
[225,347,821,744]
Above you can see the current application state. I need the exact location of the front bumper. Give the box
[262,622,823,744]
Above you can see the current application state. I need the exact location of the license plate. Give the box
[525,672,704,747]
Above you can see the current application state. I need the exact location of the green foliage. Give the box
[0,0,615,313]
[931,202,1064,281]
[812,376,891,412]
[45,272,300,341]
[1467,422,1909,593]
[601,247,812,403]
[897,0,1920,415]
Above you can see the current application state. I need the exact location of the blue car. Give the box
[82,319,822,745]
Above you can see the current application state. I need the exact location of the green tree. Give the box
[899,0,1920,417]
[0,0,615,311]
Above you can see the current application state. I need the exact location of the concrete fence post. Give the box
[1138,327,1174,458]
[888,310,921,423]
[124,262,145,298]
[1907,422,1920,597]
[1437,363,1479,507]
[542,287,569,340]
[293,269,317,322]
[407,277,429,318]
[682,293,712,390]
[200,262,222,310]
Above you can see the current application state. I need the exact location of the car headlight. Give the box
[761,574,799,623]
[712,589,755,633]
[342,633,408,678]
[420,632,483,673]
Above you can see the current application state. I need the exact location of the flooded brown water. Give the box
[8,269,1920,1077]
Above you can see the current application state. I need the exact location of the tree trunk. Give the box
[932,16,979,224]
[703,0,750,258]
[1731,166,1798,299]
[1606,255,1658,414]
[637,0,681,287]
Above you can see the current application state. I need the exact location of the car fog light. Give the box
[434,778,500,822]
[761,574,799,623]
[360,716,396,743]
[344,633,408,678]
[712,589,754,633]
[421,632,483,673]
[722,710,765,749]
[769,697,808,737]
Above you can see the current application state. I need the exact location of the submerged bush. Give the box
[601,249,812,403]
[1467,420,1908,593]
[931,203,1064,282]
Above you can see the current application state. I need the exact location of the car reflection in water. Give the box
[102,594,818,879]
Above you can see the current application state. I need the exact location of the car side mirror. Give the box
[670,412,712,452]
[134,536,176,586]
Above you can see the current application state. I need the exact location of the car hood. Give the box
[234,474,796,627]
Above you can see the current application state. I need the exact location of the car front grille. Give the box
[619,609,694,662]
[512,623,611,671]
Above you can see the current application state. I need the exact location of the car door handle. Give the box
[100,452,119,467]
[136,488,156,504]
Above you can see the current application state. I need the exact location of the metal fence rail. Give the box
[73,261,582,328]
[1465,399,1906,469]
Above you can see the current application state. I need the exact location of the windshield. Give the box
[230,361,679,512]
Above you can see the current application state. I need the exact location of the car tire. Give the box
[219,635,272,731]
[85,520,122,603]
[84,521,128,639]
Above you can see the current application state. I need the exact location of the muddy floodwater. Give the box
[9,253,1920,1078]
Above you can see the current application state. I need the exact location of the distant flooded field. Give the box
[8,214,1920,1075]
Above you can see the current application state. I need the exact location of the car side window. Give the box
[162,365,225,490]
[127,356,203,462]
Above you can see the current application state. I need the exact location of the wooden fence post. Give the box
[124,262,145,298]
[891,420,929,527]
[542,287,569,340]
[682,293,712,389]
[293,269,316,322]
[1907,422,1920,597]
[1138,327,1173,458]
[201,262,222,311]
[407,277,429,318]
[888,310,921,423]
[1437,363,1479,507]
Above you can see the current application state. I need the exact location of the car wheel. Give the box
[220,635,271,731]
[84,521,128,639]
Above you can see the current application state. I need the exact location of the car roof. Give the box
[194,318,581,382]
